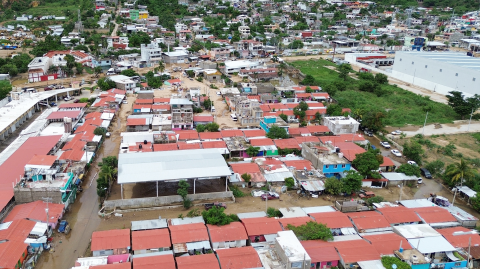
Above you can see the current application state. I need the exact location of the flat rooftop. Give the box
[397,51,480,71]
[118,149,231,184]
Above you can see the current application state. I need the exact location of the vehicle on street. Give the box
[407,161,418,166]
[391,149,402,157]
[64,96,72,101]
[365,131,374,137]
[417,178,423,184]
[73,99,80,103]
[420,168,432,179]
[106,132,111,138]
[50,102,57,106]
[44,87,53,91]
[58,220,70,234]
[391,130,402,135]
[211,106,215,112]
[204,202,227,210]
[380,141,391,148]
[230,114,237,121]
[358,190,375,199]
[261,192,280,201]
[216,91,221,96]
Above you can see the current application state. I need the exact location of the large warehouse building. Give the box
[391,51,480,97]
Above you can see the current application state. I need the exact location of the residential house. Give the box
[171,98,193,130]
[229,162,266,185]
[3,200,64,229]
[176,254,221,269]
[240,217,283,243]
[216,247,263,269]
[309,211,356,236]
[193,115,214,126]
[133,254,176,269]
[300,142,351,178]
[437,227,480,268]
[413,207,460,228]
[91,229,130,256]
[347,211,392,233]
[301,240,340,269]
[249,138,278,156]
[131,229,171,255]
[274,231,311,269]
[377,206,422,226]
[168,223,211,255]
[206,222,248,250]
[333,239,381,268]
[323,116,359,135]
[260,116,289,135]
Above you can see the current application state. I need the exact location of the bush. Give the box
[285,177,295,190]
[267,207,282,218]
[366,196,384,206]
[183,198,193,209]
[426,160,445,177]
[230,185,246,197]
[381,256,411,269]
[396,164,421,177]
[325,177,343,195]
[287,221,333,241]
[202,206,238,225]
[187,208,201,217]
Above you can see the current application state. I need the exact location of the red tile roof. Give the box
[414,207,458,224]
[154,98,170,103]
[0,241,28,269]
[312,92,330,99]
[194,115,214,122]
[268,103,288,111]
[242,129,266,138]
[133,104,152,110]
[152,104,171,111]
[305,108,326,116]
[207,222,248,242]
[133,255,175,269]
[0,219,36,242]
[153,143,178,151]
[44,50,90,59]
[230,163,261,174]
[306,125,330,133]
[332,239,380,264]
[332,142,366,161]
[437,227,480,248]
[220,129,244,138]
[273,138,301,149]
[132,229,171,250]
[176,253,220,269]
[202,141,227,149]
[288,128,311,136]
[301,241,340,263]
[135,99,154,104]
[178,142,201,150]
[377,207,422,224]
[27,155,57,166]
[296,93,312,98]
[175,130,200,140]
[319,134,366,144]
[259,104,270,112]
[92,263,132,269]
[294,136,320,144]
[307,102,325,108]
[282,160,314,170]
[381,156,395,167]
[279,217,314,230]
[362,233,412,255]
[169,223,209,244]
[199,132,223,140]
[216,247,263,269]
[91,229,131,251]
[58,103,87,108]
[249,138,274,146]
[4,201,64,223]
[241,217,282,236]
[346,211,391,231]
[309,212,353,229]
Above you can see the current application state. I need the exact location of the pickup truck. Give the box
[204,202,227,210]
[58,220,70,234]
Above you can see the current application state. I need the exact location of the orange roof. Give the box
[241,217,282,236]
[380,156,395,167]
[26,155,57,166]
[296,93,312,98]
[283,160,314,170]
[377,207,421,224]
[230,163,261,174]
[132,229,171,250]
[47,110,82,120]
[242,129,266,138]
[194,115,214,122]
[301,241,339,263]
[176,253,220,269]
[220,129,244,138]
[178,142,201,150]
[0,219,36,242]
[305,108,326,116]
[92,263,132,269]
[207,222,248,242]
[127,118,146,126]
[307,102,325,108]
[306,125,330,133]
[154,98,170,103]
[91,229,131,251]
[202,141,227,149]
[437,227,480,248]
[0,241,28,269]
[175,130,199,140]
[279,217,314,230]
[288,128,311,136]
[414,207,458,224]
[294,136,320,144]
[346,211,391,231]
[153,143,178,151]
[133,104,152,110]
[332,142,366,161]
[58,103,87,108]
[199,132,223,140]
[332,240,380,264]
[249,138,274,146]
[247,95,260,101]
[135,99,154,104]
[133,255,175,269]
[44,50,89,59]
[259,104,271,112]
[4,200,64,223]
[268,103,288,111]
[152,104,171,110]
[309,212,353,229]
[216,247,263,269]
[169,223,209,244]
[273,138,301,149]
[362,233,412,255]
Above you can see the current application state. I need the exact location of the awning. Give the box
[300,180,325,191]
[446,251,459,261]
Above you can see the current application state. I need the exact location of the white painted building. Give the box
[323,116,359,135]
[224,60,260,74]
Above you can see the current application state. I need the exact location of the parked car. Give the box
[64,96,73,101]
[407,161,418,166]
[58,220,70,234]
[420,168,432,179]
[50,102,57,106]
[204,202,227,210]
[44,87,53,91]
[216,91,221,96]
[391,149,402,157]
[261,192,280,201]
[365,131,374,137]
[105,132,111,138]
[391,130,402,135]
[73,99,80,103]
[380,141,391,148]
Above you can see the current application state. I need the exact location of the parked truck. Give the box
[58,220,70,234]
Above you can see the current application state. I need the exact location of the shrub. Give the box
[381,256,411,269]
[187,208,201,217]
[266,207,282,218]
[426,160,445,177]
[202,206,238,225]
[230,185,245,197]
[366,196,384,206]
[287,221,333,241]
[285,177,295,190]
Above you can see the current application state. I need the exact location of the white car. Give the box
[391,130,402,135]
[105,132,111,138]
[407,161,418,166]
[216,91,221,96]
[391,149,402,157]
[380,141,391,148]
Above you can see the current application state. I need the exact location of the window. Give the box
[474,78,476,82]
[291,262,302,268]
[325,165,329,169]
[399,58,402,61]
[327,262,332,266]
[334,165,338,169]
[342,164,346,168]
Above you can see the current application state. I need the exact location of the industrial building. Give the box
[391,51,480,97]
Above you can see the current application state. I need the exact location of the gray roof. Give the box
[455,186,477,198]
[381,172,420,181]
[131,218,168,231]
[279,207,308,218]
[399,199,436,208]
[118,149,231,184]
[301,206,335,214]
[168,216,204,225]
[132,250,173,259]
[170,98,193,105]
[392,224,439,239]
[237,211,267,219]
[408,236,457,254]
[398,51,480,71]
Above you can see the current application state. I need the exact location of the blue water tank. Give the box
[399,247,403,253]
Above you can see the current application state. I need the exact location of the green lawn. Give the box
[291,59,458,127]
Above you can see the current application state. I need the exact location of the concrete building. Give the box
[171,98,193,130]
[162,51,188,64]
[141,42,163,64]
[224,60,260,74]
[206,222,248,250]
[274,230,311,269]
[392,51,480,97]
[323,116,359,135]
[27,57,50,83]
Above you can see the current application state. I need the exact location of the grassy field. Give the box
[290,59,458,127]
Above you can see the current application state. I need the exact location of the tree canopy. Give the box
[396,164,421,177]
[324,177,343,195]
[341,171,363,194]
[287,221,333,241]
[0,81,12,100]
[447,91,480,120]
[403,140,424,165]
[351,150,381,178]
[266,125,289,139]
[202,206,239,226]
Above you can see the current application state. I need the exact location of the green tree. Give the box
[285,177,295,189]
[324,177,343,195]
[352,150,380,178]
[403,141,424,165]
[121,69,138,77]
[396,164,421,177]
[267,207,282,217]
[93,127,107,136]
[177,180,192,208]
[301,74,315,85]
[158,61,165,73]
[426,160,445,177]
[196,124,206,132]
[341,171,363,194]
[337,63,352,81]
[202,206,239,225]
[241,173,251,183]
[290,40,304,49]
[64,54,76,69]
[447,91,480,119]
[203,99,213,110]
[314,111,322,122]
[326,104,343,116]
[205,122,219,132]
[128,32,151,47]
[446,158,476,186]
[0,64,18,77]
[381,256,411,269]
[375,73,389,84]
[0,81,13,100]
[279,113,288,122]
[246,146,260,157]
[266,125,289,139]
[366,196,384,206]
[362,110,386,132]
[287,221,333,241]
[97,78,117,91]
[94,66,102,77]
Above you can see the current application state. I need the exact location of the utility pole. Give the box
[42,197,52,228]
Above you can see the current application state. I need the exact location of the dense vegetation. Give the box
[136,0,189,30]
[291,59,457,128]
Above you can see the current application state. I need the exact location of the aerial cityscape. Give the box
[1,0,480,268]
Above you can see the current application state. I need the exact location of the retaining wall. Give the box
[104,191,235,211]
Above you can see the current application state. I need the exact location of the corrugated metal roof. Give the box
[0,240,29,268]
[279,207,308,218]
[132,229,171,250]
[133,254,175,269]
[299,180,325,191]
[207,222,248,242]
[216,246,263,269]
[4,200,64,223]
[237,211,267,219]
[176,253,220,269]
[302,206,335,214]
[169,223,209,244]
[91,229,130,251]
[408,236,457,254]
[131,219,168,231]
[309,211,353,229]
[47,110,82,120]
[241,217,282,236]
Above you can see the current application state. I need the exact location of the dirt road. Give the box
[402,120,480,137]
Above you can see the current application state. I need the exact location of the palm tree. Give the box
[446,159,476,186]
[158,61,165,74]
[100,165,116,186]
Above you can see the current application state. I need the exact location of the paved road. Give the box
[403,121,480,137]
